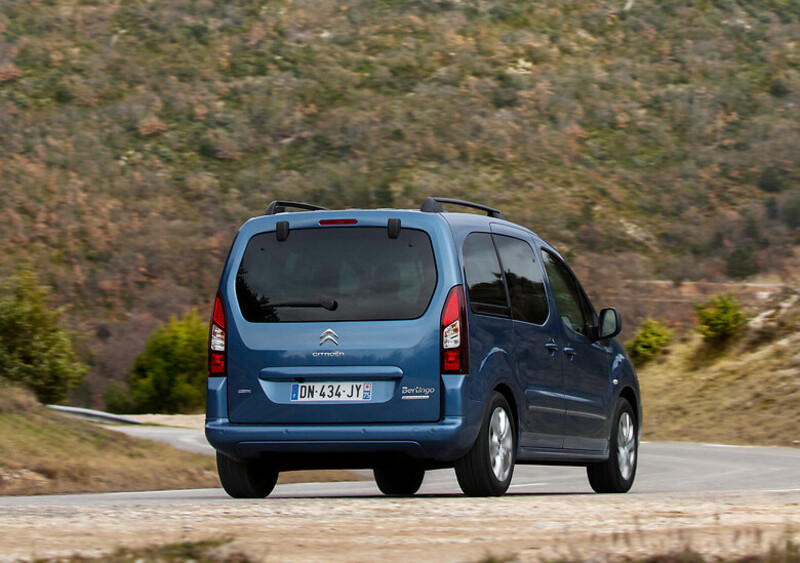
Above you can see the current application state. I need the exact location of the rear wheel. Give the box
[586,399,638,493]
[216,452,278,498]
[373,463,425,496]
[455,392,516,497]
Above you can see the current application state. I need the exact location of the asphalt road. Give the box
[0,424,797,507]
[109,424,800,493]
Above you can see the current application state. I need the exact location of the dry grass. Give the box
[0,385,219,496]
[26,536,800,562]
[638,290,800,447]
[31,538,249,563]
[0,386,360,495]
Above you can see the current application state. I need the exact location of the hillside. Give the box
[1,0,799,403]
[639,285,800,447]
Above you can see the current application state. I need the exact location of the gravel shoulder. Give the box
[1,490,798,562]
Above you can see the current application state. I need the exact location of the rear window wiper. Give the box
[268,296,338,311]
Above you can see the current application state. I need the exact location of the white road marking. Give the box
[509,483,547,489]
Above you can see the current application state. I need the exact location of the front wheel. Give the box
[586,399,638,493]
[455,392,516,497]
[216,452,278,498]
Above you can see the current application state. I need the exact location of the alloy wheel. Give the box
[488,406,513,482]
[616,411,636,481]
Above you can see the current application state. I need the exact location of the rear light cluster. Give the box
[441,285,469,374]
[209,292,227,377]
[319,219,358,226]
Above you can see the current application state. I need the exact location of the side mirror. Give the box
[597,307,622,341]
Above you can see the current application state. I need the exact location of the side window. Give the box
[542,250,590,335]
[493,235,549,325]
[462,233,509,317]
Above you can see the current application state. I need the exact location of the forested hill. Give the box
[1,0,798,402]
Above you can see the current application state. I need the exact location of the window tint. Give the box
[541,250,589,334]
[493,235,549,325]
[236,227,437,322]
[462,233,509,317]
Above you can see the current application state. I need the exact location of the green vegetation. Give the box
[626,318,673,366]
[0,385,218,495]
[694,293,747,344]
[106,311,207,414]
[0,268,87,404]
[0,0,798,401]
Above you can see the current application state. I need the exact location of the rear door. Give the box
[490,229,564,448]
[225,221,443,424]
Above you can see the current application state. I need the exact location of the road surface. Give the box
[102,424,800,496]
[0,426,797,562]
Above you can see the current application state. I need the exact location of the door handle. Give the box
[563,347,577,361]
[544,342,559,357]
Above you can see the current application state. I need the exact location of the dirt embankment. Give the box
[639,288,800,448]
[0,388,218,496]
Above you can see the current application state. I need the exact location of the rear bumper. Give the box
[206,374,483,467]
[206,415,481,465]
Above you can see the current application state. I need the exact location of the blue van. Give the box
[206,197,641,497]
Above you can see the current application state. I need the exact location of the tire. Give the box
[455,392,516,497]
[586,399,638,494]
[216,452,278,499]
[373,463,425,496]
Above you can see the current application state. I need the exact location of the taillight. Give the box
[209,292,227,377]
[441,285,468,374]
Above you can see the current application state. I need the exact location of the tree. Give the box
[725,248,759,280]
[694,293,746,344]
[0,268,87,404]
[115,310,208,414]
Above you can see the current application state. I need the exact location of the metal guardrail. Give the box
[45,405,143,425]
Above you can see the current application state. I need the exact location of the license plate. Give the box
[290,382,372,402]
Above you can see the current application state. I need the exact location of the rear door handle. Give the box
[563,347,577,361]
[544,342,559,357]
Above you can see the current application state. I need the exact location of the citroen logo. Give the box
[319,329,339,346]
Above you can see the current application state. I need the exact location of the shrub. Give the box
[112,310,207,414]
[137,115,167,136]
[626,318,673,366]
[0,268,87,404]
[694,293,746,344]
[757,166,785,193]
[725,248,759,280]
[0,63,22,82]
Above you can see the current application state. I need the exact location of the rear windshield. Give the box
[236,227,437,322]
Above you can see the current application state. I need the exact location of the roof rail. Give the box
[420,197,506,220]
[265,201,328,215]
